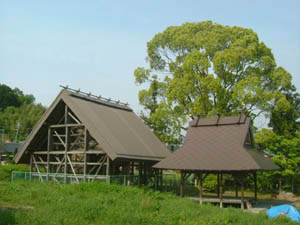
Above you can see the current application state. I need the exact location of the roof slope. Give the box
[154,115,279,172]
[15,90,170,163]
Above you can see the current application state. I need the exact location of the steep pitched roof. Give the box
[154,115,279,172]
[15,90,170,163]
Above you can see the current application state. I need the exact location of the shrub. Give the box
[0,164,29,182]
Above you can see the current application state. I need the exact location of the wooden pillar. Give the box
[180,171,185,197]
[131,161,134,175]
[235,180,238,198]
[241,176,245,209]
[64,105,69,184]
[219,173,223,208]
[138,162,142,187]
[144,162,147,185]
[30,153,33,180]
[47,127,53,181]
[254,172,257,201]
[84,128,88,181]
[217,173,220,197]
[199,172,203,204]
[160,169,163,188]
[106,157,110,175]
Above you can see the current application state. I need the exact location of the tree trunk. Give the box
[279,175,283,194]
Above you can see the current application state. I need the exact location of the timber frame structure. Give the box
[154,113,279,208]
[15,87,170,184]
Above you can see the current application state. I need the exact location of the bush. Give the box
[0,164,29,182]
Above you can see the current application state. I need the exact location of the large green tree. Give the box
[134,21,293,144]
[0,84,46,142]
[256,129,300,193]
[0,84,35,111]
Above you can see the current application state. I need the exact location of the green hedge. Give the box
[0,164,29,182]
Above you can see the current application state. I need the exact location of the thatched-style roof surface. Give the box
[154,115,279,172]
[15,90,170,163]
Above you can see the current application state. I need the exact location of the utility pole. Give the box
[14,123,20,143]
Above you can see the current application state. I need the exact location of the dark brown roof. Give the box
[154,115,279,172]
[15,90,170,163]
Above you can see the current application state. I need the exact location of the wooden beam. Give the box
[54,156,65,175]
[180,171,185,197]
[89,156,106,174]
[30,153,33,180]
[241,176,245,209]
[235,180,238,198]
[106,156,110,175]
[33,150,105,155]
[64,105,69,184]
[47,127,53,181]
[254,172,257,201]
[31,155,44,182]
[219,173,223,208]
[217,174,220,198]
[67,155,79,183]
[84,128,88,181]
[92,155,107,181]
[199,172,203,204]
[68,112,81,124]
[54,131,65,147]
[50,124,84,128]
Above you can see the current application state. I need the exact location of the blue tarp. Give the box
[267,204,300,223]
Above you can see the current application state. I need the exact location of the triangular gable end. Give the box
[14,92,113,164]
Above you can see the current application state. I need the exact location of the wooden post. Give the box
[84,128,88,182]
[254,172,257,201]
[138,162,142,187]
[64,105,69,184]
[219,173,223,208]
[47,127,53,181]
[241,176,245,209]
[235,180,238,198]
[30,153,33,180]
[180,171,185,197]
[217,173,220,198]
[106,157,110,175]
[199,172,203,204]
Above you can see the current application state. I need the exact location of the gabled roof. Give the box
[154,115,279,172]
[15,90,170,163]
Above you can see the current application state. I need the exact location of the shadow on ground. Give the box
[0,208,17,225]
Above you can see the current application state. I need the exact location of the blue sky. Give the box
[1,0,300,123]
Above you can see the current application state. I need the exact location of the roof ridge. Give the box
[60,85,129,107]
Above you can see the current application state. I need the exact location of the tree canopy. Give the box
[0,84,46,142]
[0,84,35,111]
[134,21,294,144]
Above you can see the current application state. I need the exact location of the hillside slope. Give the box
[0,182,297,225]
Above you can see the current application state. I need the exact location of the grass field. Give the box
[0,181,298,225]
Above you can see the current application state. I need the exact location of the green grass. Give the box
[0,181,298,225]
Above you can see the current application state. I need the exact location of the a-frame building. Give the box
[14,88,170,183]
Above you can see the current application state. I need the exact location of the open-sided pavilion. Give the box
[154,114,279,208]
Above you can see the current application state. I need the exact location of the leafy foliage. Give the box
[0,84,35,111]
[0,84,46,142]
[0,164,29,182]
[134,21,293,144]
[256,129,300,192]
[0,181,297,225]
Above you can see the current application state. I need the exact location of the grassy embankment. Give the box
[0,165,298,225]
[0,181,298,225]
